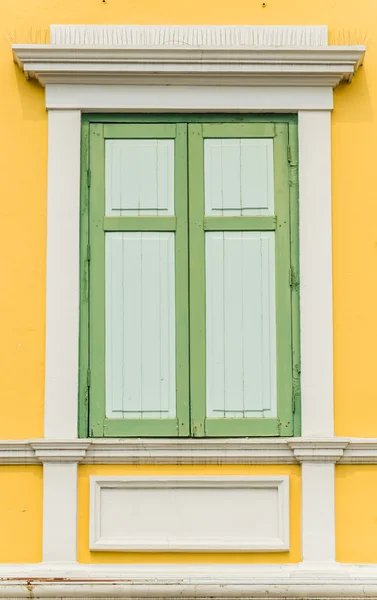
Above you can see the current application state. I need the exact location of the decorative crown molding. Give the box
[50,25,329,47]
[2,437,377,465]
[12,25,365,88]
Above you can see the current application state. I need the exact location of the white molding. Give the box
[42,462,78,562]
[44,110,81,439]
[301,463,336,562]
[90,475,289,552]
[32,440,89,462]
[84,438,297,464]
[289,439,347,463]
[5,563,377,598]
[50,25,329,47]
[12,44,364,88]
[45,84,334,112]
[1,438,377,464]
[298,111,334,437]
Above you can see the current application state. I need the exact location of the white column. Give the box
[44,110,81,438]
[298,111,334,437]
[301,462,336,563]
[42,462,78,562]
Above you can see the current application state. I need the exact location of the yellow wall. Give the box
[0,466,42,563]
[78,465,301,563]
[1,0,377,439]
[336,466,377,563]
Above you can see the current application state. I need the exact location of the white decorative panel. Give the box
[105,139,174,215]
[105,232,176,419]
[90,476,289,552]
[204,138,274,215]
[206,232,277,418]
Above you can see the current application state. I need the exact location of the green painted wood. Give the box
[188,121,296,437]
[205,418,280,437]
[104,418,184,436]
[188,124,206,437]
[288,120,301,436]
[88,123,106,436]
[78,120,90,438]
[174,124,191,436]
[104,123,177,139]
[201,123,276,139]
[103,216,177,232]
[80,114,300,438]
[88,122,190,437]
[203,216,277,231]
[83,114,298,125]
[272,122,294,436]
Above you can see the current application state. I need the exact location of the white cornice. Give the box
[11,25,365,88]
[3,438,377,464]
[50,25,329,47]
[4,562,377,598]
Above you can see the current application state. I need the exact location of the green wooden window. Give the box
[79,116,300,437]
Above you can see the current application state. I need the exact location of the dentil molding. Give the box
[12,25,365,87]
[1,438,377,464]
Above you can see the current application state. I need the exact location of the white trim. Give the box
[42,462,78,562]
[298,111,334,437]
[44,110,81,439]
[90,475,289,552]
[10,24,366,577]
[301,463,335,562]
[5,563,377,598]
[45,84,334,112]
[50,24,329,47]
[13,44,364,88]
[0,438,376,464]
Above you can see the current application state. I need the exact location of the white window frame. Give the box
[11,24,366,580]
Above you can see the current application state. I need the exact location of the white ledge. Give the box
[11,25,365,88]
[5,563,377,598]
[2,438,377,464]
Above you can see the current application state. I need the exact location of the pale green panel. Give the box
[105,232,176,419]
[105,140,174,216]
[205,232,277,418]
[204,139,274,216]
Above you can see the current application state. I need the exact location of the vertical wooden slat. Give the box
[188,124,206,436]
[205,232,277,419]
[105,232,176,419]
[174,123,190,435]
[273,123,294,436]
[89,123,106,436]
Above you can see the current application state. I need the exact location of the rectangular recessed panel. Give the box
[105,232,176,419]
[204,138,274,215]
[90,476,289,551]
[105,139,174,215]
[206,232,277,418]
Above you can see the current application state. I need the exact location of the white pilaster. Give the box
[298,111,334,437]
[44,110,81,439]
[36,443,88,563]
[42,462,78,562]
[301,462,336,562]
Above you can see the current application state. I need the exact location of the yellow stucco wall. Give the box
[0,466,42,563]
[336,466,377,563]
[78,465,301,563]
[1,0,377,564]
[1,0,377,439]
